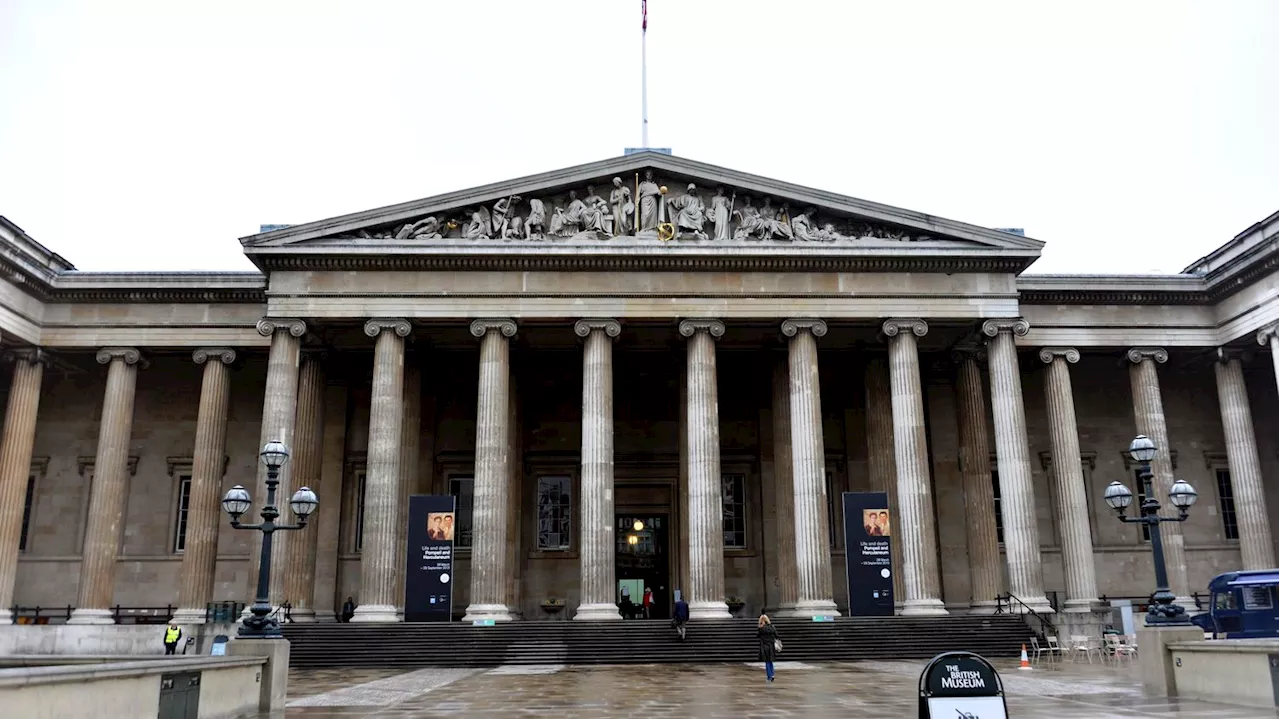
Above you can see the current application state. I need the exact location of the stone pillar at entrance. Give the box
[770,356,798,615]
[173,348,237,625]
[679,319,731,619]
[1127,347,1194,610]
[70,347,144,624]
[880,319,947,616]
[0,349,46,624]
[782,319,837,617]
[574,319,624,621]
[982,319,1052,615]
[863,356,904,613]
[463,319,517,622]
[282,350,326,623]
[952,348,1002,614]
[1038,347,1099,613]
[395,360,422,618]
[352,319,410,622]
[1258,323,1279,388]
[1213,355,1276,569]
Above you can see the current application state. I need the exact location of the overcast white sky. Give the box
[1,0,1276,274]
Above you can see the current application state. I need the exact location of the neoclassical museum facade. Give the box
[0,153,1275,625]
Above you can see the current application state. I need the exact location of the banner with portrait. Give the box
[405,495,456,622]
[842,491,894,616]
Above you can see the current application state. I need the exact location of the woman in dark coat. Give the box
[757,613,779,682]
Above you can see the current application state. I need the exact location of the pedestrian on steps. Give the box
[757,613,780,683]
[671,594,690,640]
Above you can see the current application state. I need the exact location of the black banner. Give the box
[405,495,456,622]
[842,491,894,616]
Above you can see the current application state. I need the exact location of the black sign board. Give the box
[842,491,894,616]
[918,651,1007,719]
[405,495,456,622]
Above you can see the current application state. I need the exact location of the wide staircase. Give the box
[282,614,1032,668]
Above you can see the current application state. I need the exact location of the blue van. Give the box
[1191,569,1279,639]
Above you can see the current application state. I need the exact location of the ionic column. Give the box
[173,348,237,625]
[1258,323,1279,388]
[1214,355,1276,569]
[782,319,837,617]
[982,319,1052,614]
[880,319,947,616]
[1127,347,1194,609]
[246,319,305,606]
[463,319,516,622]
[864,356,905,612]
[0,349,47,624]
[679,319,731,619]
[69,348,144,624]
[352,319,410,622]
[282,350,326,623]
[574,319,624,621]
[771,356,799,615]
[395,360,422,616]
[1038,347,1099,612]
[952,348,1002,614]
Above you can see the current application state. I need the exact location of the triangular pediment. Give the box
[241,152,1042,263]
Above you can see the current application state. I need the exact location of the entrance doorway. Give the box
[615,514,670,619]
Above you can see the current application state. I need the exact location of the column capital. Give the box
[881,318,928,338]
[255,318,307,338]
[980,318,1029,338]
[3,347,51,366]
[950,344,986,364]
[1126,347,1168,364]
[364,318,412,339]
[192,347,237,366]
[1038,347,1080,364]
[1257,322,1278,345]
[470,318,517,339]
[573,319,622,339]
[1214,347,1250,364]
[781,318,827,338]
[678,319,725,339]
[96,347,146,367]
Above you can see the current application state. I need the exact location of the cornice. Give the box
[1018,248,1276,306]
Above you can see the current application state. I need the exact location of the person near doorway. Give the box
[758,613,780,683]
[672,594,689,640]
[341,597,356,623]
[620,585,633,619]
[163,622,183,656]
[642,587,654,619]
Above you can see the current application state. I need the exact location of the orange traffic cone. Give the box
[1019,643,1032,670]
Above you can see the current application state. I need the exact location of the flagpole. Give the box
[641,0,649,149]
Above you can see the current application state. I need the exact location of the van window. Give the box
[1214,592,1237,611]
[1242,586,1274,611]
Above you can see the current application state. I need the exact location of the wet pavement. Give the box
[267,659,1274,717]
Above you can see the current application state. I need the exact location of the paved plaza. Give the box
[267,659,1273,718]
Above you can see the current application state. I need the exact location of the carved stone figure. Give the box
[791,208,835,242]
[395,216,445,240]
[525,199,547,240]
[819,222,848,241]
[707,188,732,241]
[733,198,766,241]
[756,199,793,241]
[667,184,707,240]
[492,195,522,238]
[610,177,633,236]
[463,206,492,239]
[581,185,611,235]
[549,191,586,237]
[637,170,661,232]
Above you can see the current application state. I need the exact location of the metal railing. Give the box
[9,605,74,624]
[110,605,175,624]
[1098,593,1205,612]
[994,593,1056,640]
[205,601,245,623]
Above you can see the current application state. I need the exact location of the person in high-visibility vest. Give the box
[163,622,183,655]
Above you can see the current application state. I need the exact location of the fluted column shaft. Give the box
[1214,357,1276,569]
[864,356,904,611]
[352,320,409,622]
[395,362,422,615]
[281,351,325,623]
[953,351,1002,613]
[771,356,799,613]
[1259,324,1279,388]
[681,319,731,619]
[783,319,837,616]
[70,348,143,624]
[0,351,45,623]
[1127,348,1193,608]
[575,320,623,621]
[983,320,1052,614]
[173,349,236,624]
[881,320,947,616]
[1039,348,1099,611]
[463,319,516,622]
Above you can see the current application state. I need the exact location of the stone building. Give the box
[0,153,1275,625]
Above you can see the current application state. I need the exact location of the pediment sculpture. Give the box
[342,170,936,243]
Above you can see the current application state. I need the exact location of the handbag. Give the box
[773,639,783,654]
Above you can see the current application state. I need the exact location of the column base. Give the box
[790,599,839,618]
[1061,598,1098,614]
[462,604,514,622]
[350,604,400,623]
[171,608,209,625]
[0,608,12,624]
[573,603,623,621]
[1174,595,1199,612]
[772,602,799,617]
[288,608,318,624]
[67,608,115,625]
[901,598,949,617]
[968,600,1000,615]
[689,601,732,620]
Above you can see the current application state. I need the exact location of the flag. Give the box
[642,0,647,32]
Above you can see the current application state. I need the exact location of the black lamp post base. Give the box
[1145,602,1191,626]
[239,612,284,638]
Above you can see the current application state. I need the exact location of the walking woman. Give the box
[757,613,780,682]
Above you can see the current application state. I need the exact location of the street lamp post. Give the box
[222,440,318,638]
[1103,434,1199,626]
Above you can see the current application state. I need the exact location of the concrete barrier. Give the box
[1168,639,1279,709]
[0,622,238,656]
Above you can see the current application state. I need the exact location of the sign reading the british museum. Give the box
[842,491,894,617]
[405,495,456,623]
